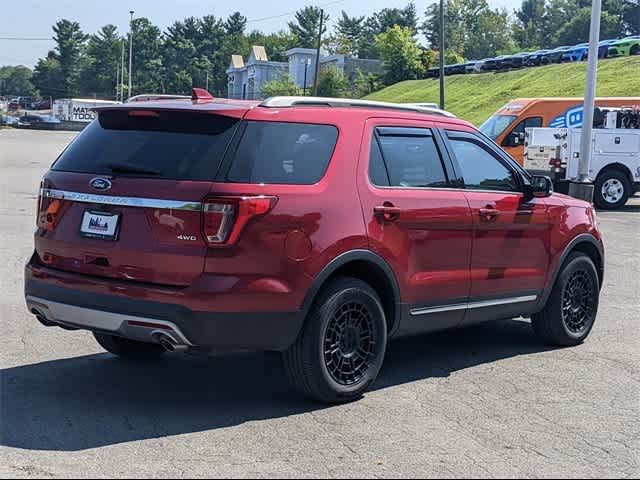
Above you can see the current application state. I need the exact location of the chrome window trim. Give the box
[410,295,538,316]
[41,188,202,211]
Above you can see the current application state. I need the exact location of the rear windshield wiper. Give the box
[104,163,161,176]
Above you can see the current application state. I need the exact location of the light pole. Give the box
[302,58,311,96]
[312,9,324,97]
[120,37,125,101]
[569,0,601,202]
[128,10,134,100]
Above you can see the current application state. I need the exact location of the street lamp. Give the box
[128,10,134,100]
[302,58,311,96]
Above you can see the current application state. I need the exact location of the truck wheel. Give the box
[532,252,600,347]
[594,169,630,209]
[283,277,387,404]
[94,332,165,359]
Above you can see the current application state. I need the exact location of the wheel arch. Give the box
[301,250,402,336]
[596,163,634,185]
[539,234,604,309]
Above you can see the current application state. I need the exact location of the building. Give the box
[227,46,382,100]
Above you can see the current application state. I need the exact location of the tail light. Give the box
[36,186,61,232]
[202,195,277,247]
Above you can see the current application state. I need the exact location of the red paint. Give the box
[28,97,602,323]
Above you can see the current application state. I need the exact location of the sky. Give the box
[0,0,522,67]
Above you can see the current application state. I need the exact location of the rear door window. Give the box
[371,127,448,188]
[52,110,240,181]
[227,121,338,185]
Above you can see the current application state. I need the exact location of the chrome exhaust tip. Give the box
[153,331,188,353]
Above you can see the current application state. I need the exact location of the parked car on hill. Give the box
[501,53,531,69]
[561,43,589,62]
[541,46,574,64]
[525,50,551,66]
[607,37,640,57]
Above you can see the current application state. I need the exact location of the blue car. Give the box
[561,43,589,62]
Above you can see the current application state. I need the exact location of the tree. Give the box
[316,67,349,97]
[622,0,639,35]
[77,25,122,98]
[375,25,425,85]
[32,51,64,98]
[288,7,328,49]
[261,74,299,97]
[129,18,163,96]
[554,8,623,45]
[353,69,382,97]
[358,4,419,59]
[513,0,546,49]
[225,12,247,36]
[326,11,365,56]
[0,66,36,97]
[52,20,88,97]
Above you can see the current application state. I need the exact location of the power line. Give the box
[246,0,346,24]
[0,37,51,41]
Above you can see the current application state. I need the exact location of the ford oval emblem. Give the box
[90,178,112,191]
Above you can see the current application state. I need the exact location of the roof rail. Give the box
[260,96,457,118]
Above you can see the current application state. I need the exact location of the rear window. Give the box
[227,121,338,185]
[52,110,240,181]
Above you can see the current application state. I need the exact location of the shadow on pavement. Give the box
[1,319,551,452]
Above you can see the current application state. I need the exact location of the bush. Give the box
[317,67,349,98]
[261,74,299,98]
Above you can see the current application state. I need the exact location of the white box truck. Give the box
[53,99,120,123]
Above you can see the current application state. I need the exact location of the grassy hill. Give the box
[366,56,640,126]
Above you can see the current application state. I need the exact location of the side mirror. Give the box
[524,175,553,201]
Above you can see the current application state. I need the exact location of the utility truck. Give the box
[524,107,640,209]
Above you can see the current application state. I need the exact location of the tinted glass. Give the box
[369,139,390,186]
[228,121,338,185]
[53,110,239,180]
[512,116,543,134]
[375,131,447,187]
[449,137,519,192]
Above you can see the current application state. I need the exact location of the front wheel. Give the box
[532,252,600,347]
[594,169,630,209]
[630,45,639,56]
[283,277,388,404]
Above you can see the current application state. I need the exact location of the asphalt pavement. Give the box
[1,129,638,478]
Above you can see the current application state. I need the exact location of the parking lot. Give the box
[1,129,638,478]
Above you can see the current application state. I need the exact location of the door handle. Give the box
[479,206,500,223]
[374,203,402,222]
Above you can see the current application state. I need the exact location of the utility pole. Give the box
[120,37,125,101]
[128,10,135,100]
[206,71,209,91]
[569,0,601,202]
[312,9,324,97]
[439,0,445,110]
[115,61,120,102]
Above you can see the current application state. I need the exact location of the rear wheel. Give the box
[283,277,387,404]
[94,332,165,359]
[532,252,600,346]
[594,169,630,210]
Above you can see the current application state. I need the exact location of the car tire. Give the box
[283,277,388,404]
[532,252,600,347]
[94,332,166,359]
[631,45,639,56]
[594,169,631,210]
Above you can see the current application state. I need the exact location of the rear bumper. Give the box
[25,264,305,352]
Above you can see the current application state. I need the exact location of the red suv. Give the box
[25,92,604,403]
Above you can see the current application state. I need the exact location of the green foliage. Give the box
[52,20,88,97]
[554,8,622,45]
[316,67,349,97]
[0,65,36,96]
[366,56,640,125]
[326,11,365,56]
[261,74,299,97]
[288,7,328,49]
[247,30,298,62]
[375,26,425,85]
[353,70,383,98]
[77,25,122,98]
[32,51,64,98]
